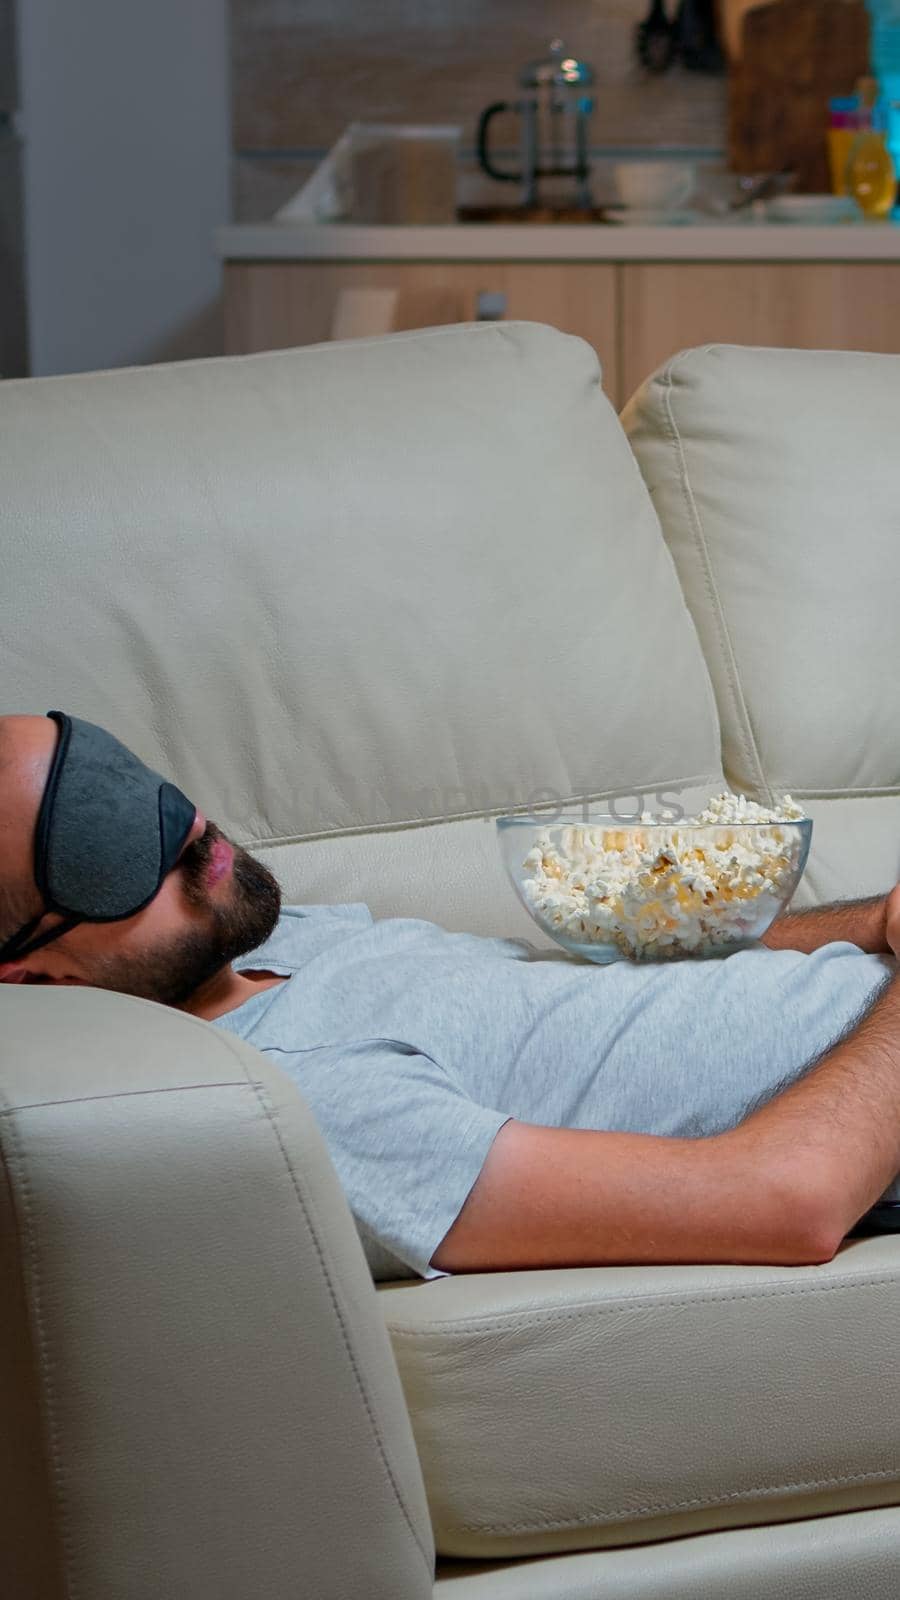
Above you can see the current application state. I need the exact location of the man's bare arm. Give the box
[432,967,900,1276]
[430,1118,832,1275]
[724,965,900,1241]
[761,893,889,955]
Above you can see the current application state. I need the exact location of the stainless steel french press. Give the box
[476,39,595,210]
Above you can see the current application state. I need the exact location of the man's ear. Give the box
[0,884,43,951]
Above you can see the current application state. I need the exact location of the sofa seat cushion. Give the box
[379,1234,900,1559]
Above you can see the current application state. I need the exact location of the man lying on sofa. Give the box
[2,711,900,1283]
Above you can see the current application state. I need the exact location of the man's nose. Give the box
[178,809,207,861]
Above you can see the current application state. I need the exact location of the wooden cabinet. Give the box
[225,258,900,411]
[619,263,900,400]
[224,261,619,405]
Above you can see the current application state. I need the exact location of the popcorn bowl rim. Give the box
[495,815,813,833]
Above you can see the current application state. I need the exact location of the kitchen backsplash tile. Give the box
[231,0,726,157]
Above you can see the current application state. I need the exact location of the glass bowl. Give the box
[497,814,813,964]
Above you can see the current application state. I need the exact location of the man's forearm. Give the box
[725,967,900,1246]
[760,894,888,956]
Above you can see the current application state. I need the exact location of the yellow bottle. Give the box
[828,125,857,195]
[845,79,896,219]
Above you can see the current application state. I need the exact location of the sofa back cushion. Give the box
[622,345,900,906]
[2,322,722,936]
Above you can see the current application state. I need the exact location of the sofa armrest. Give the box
[0,986,434,1600]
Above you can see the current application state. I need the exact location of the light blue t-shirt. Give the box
[212,905,896,1281]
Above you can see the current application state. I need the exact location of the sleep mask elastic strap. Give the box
[0,911,82,964]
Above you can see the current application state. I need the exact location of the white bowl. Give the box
[611,161,697,212]
[765,194,859,224]
[605,206,697,226]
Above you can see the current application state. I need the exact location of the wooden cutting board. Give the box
[727,0,870,191]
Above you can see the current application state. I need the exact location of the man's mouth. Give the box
[207,836,234,888]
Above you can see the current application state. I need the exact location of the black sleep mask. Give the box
[0,711,197,963]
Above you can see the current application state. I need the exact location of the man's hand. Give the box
[886,884,900,960]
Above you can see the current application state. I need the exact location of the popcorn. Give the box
[519,791,807,961]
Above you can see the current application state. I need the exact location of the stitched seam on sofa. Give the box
[227,771,728,850]
[0,1082,256,1113]
[0,1087,79,1596]
[242,773,727,847]
[660,352,770,803]
[456,1465,900,1535]
[454,1465,900,1536]
[386,1272,900,1335]
[242,1068,434,1582]
[773,785,900,800]
[624,377,725,757]
[197,1019,437,1565]
[12,318,528,391]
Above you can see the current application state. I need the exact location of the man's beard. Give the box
[87,823,282,1006]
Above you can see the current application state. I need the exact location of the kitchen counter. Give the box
[220,213,900,410]
[217,218,900,262]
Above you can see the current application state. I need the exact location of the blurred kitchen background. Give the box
[231,0,727,224]
[3,0,900,381]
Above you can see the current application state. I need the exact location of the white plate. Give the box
[765,195,859,224]
[604,206,698,226]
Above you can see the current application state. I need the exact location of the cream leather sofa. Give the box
[3,324,900,1599]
